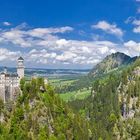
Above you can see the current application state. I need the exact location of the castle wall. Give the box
[17,58,24,79]
[17,68,24,79]
[0,86,5,102]
[0,74,20,102]
[5,86,10,102]
[0,57,24,102]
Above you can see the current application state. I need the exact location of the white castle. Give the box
[0,57,24,103]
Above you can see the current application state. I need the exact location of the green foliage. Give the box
[0,77,90,139]
[20,78,25,91]
[2,56,140,140]
[0,98,4,114]
[122,70,128,85]
[69,73,121,140]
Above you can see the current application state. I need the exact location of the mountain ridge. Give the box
[89,52,138,77]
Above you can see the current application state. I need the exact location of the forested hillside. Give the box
[54,52,137,102]
[69,57,140,140]
[1,53,140,140]
[90,52,137,77]
[0,78,90,140]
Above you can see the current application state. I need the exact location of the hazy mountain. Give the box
[89,52,137,77]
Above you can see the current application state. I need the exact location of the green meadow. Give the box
[48,75,91,102]
[59,88,91,102]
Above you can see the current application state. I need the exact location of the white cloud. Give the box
[137,8,140,13]
[125,18,140,33]
[0,23,140,68]
[132,19,140,25]
[99,46,109,54]
[0,48,21,61]
[134,27,140,33]
[56,51,77,61]
[56,39,68,46]
[1,30,32,47]
[132,19,140,33]
[92,21,123,37]
[123,40,140,56]
[136,0,140,13]
[27,26,73,38]
[17,39,118,66]
[3,22,11,26]
[0,25,73,48]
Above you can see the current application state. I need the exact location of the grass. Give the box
[59,88,91,102]
[48,75,91,102]
[49,77,78,87]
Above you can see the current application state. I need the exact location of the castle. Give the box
[0,57,24,103]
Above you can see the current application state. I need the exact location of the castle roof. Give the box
[18,57,24,60]
[0,72,18,77]
[11,73,18,77]
[1,72,5,75]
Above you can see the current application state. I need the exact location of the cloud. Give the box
[0,23,140,68]
[3,22,11,26]
[132,19,140,25]
[137,8,140,13]
[135,0,140,13]
[0,48,21,61]
[0,25,73,48]
[133,27,140,33]
[24,40,119,66]
[132,19,140,33]
[92,21,123,37]
[125,17,135,24]
[27,26,73,38]
[125,18,140,33]
[126,18,140,33]
[25,39,140,67]
[124,40,140,56]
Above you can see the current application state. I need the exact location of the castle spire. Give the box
[4,66,7,74]
[17,57,24,79]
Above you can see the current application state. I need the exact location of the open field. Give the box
[59,88,91,102]
[48,75,91,102]
[49,78,78,86]
[48,75,80,86]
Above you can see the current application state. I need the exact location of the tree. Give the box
[122,70,128,85]
[20,78,25,91]
[0,98,4,114]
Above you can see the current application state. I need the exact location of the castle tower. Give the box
[17,57,24,79]
[4,67,7,74]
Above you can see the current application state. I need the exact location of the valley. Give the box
[1,0,139,139]
[1,52,140,139]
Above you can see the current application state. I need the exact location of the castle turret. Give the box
[4,67,7,74]
[17,57,24,79]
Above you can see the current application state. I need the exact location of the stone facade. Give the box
[0,57,24,102]
[17,57,24,79]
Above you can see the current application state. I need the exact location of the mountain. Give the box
[89,52,137,77]
[68,57,140,139]
[56,52,138,95]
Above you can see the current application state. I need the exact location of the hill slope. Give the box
[69,58,140,139]
[0,78,90,140]
[90,52,137,77]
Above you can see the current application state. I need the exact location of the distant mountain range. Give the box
[89,52,138,77]
[0,67,90,77]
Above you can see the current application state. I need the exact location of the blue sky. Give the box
[0,0,140,68]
